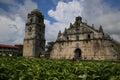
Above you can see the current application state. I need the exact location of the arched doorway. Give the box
[74,48,81,59]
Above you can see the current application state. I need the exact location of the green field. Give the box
[0,57,120,80]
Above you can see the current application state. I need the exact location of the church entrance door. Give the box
[74,48,81,59]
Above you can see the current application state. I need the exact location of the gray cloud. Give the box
[0,0,120,45]
[0,0,17,5]
[46,0,83,42]
[81,0,120,41]
[0,0,38,45]
[46,0,120,42]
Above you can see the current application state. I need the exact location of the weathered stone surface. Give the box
[23,9,45,58]
[50,16,120,60]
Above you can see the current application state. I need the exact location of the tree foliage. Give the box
[46,41,55,52]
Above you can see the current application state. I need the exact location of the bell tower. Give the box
[23,9,45,57]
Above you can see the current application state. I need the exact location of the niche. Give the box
[76,36,79,40]
[66,36,69,40]
[87,34,90,39]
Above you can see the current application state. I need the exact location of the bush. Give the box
[0,57,120,80]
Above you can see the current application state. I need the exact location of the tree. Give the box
[46,42,55,52]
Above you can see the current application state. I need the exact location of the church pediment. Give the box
[62,16,100,35]
[57,16,110,42]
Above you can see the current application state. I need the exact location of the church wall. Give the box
[50,16,119,60]
[51,39,118,60]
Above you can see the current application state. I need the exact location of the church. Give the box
[50,16,120,60]
[23,9,120,60]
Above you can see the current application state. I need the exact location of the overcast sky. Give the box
[0,0,120,45]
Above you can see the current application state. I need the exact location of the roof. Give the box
[0,44,18,49]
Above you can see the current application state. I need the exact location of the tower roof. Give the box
[28,9,43,18]
[31,9,40,13]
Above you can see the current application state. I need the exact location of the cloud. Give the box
[48,0,83,23]
[45,19,67,42]
[0,0,37,45]
[46,0,120,42]
[0,0,120,45]
[0,0,16,5]
[10,0,38,20]
[80,0,120,41]
[0,14,24,44]
[46,0,83,42]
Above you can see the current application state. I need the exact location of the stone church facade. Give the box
[23,9,45,57]
[50,16,120,60]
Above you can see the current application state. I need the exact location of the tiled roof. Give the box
[0,44,18,49]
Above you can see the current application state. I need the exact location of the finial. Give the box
[64,27,67,34]
[70,23,73,27]
[99,25,103,32]
[58,30,61,37]
[91,24,94,28]
[59,30,61,34]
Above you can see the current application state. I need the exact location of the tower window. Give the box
[28,27,32,32]
[30,18,33,23]
[38,18,43,23]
